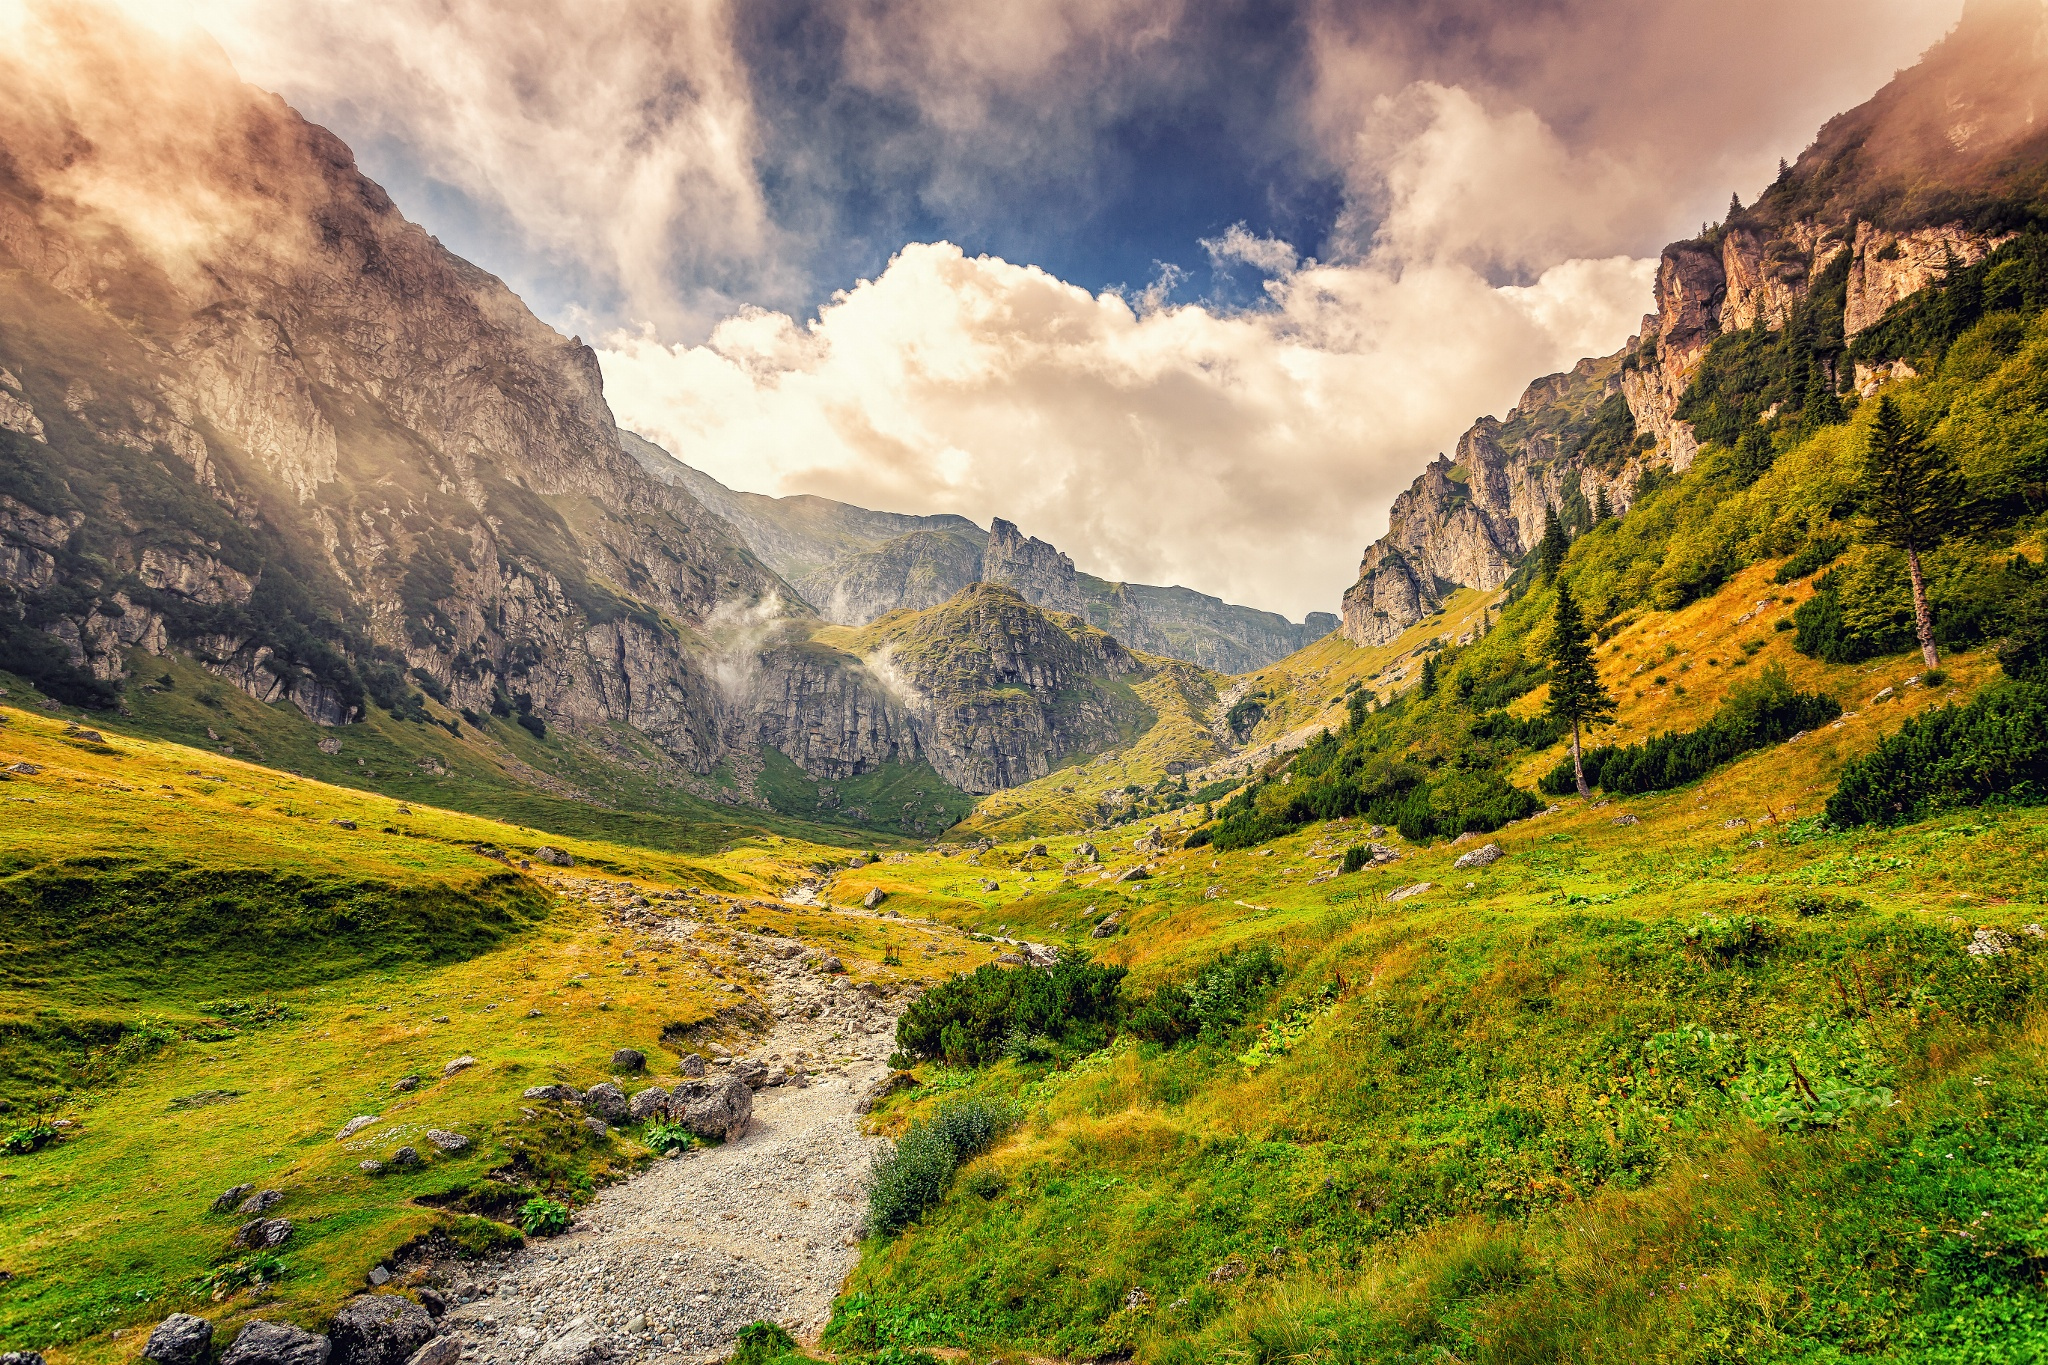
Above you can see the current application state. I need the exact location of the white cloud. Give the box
[1202,224,1301,277]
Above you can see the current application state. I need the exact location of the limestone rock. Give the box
[582,1083,628,1122]
[234,1218,293,1249]
[423,1129,470,1153]
[326,1295,432,1365]
[1452,843,1504,870]
[668,1074,753,1143]
[862,887,885,909]
[627,1086,670,1122]
[221,1322,331,1365]
[441,1057,475,1077]
[237,1189,284,1216]
[610,1047,646,1072]
[210,1183,255,1213]
[143,1313,214,1365]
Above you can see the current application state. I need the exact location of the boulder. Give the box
[389,1146,421,1168]
[1385,882,1431,904]
[210,1183,254,1213]
[1075,842,1098,862]
[856,1071,920,1115]
[678,1054,707,1078]
[862,888,884,909]
[610,1047,646,1073]
[819,955,844,973]
[441,1056,475,1077]
[336,1116,379,1141]
[403,1342,459,1365]
[669,1074,753,1143]
[1,1354,45,1365]
[533,847,575,867]
[1611,813,1640,827]
[235,1218,293,1249]
[582,1083,628,1122]
[238,1189,284,1216]
[1026,842,1048,857]
[391,1077,419,1092]
[627,1087,670,1122]
[1452,843,1504,870]
[735,1060,770,1091]
[222,1323,331,1365]
[144,1313,215,1365]
[423,1130,470,1154]
[1113,866,1150,883]
[357,1161,383,1175]
[327,1296,433,1365]
[522,1085,583,1103]
[1090,912,1122,939]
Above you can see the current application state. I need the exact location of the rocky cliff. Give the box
[639,447,1334,671]
[1340,0,2048,647]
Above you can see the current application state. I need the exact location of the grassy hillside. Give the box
[0,706,971,1363]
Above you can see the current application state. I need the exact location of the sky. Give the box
[13,0,1967,618]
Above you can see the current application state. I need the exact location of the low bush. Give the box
[731,1321,799,1365]
[1775,534,1849,583]
[1541,663,1839,796]
[1127,945,1284,1046]
[641,1120,701,1154]
[1827,680,2048,826]
[894,952,1125,1068]
[518,1196,572,1236]
[866,1097,1012,1237]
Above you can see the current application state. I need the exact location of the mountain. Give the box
[631,440,1337,672]
[1341,0,2048,646]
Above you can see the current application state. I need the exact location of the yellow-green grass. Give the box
[0,707,969,1363]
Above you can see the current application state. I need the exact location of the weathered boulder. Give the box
[1452,842,1504,870]
[582,1083,628,1122]
[238,1189,283,1216]
[210,1183,254,1213]
[144,1313,214,1365]
[1090,912,1122,939]
[668,1074,753,1143]
[856,1071,920,1115]
[336,1116,379,1141]
[221,1322,331,1365]
[327,1295,432,1365]
[423,1130,470,1154]
[389,1146,421,1168]
[735,1059,771,1091]
[610,1048,645,1072]
[441,1057,475,1077]
[627,1086,670,1122]
[677,1053,707,1078]
[533,847,574,867]
[522,1085,583,1103]
[862,888,884,909]
[235,1218,293,1249]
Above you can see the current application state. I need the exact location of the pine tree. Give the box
[1419,654,1440,700]
[1729,191,1743,219]
[1593,486,1613,523]
[1776,157,1790,181]
[1800,358,1844,432]
[1734,425,1776,486]
[1543,581,1616,799]
[1533,503,1569,580]
[1856,396,1967,669]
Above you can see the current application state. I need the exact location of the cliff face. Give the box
[1340,0,2048,647]
[846,583,1153,793]
[637,447,1335,671]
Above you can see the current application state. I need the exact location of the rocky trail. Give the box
[425,904,916,1365]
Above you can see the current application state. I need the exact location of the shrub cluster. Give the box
[1126,946,1284,1045]
[893,953,1125,1068]
[1827,680,2048,826]
[866,1097,1011,1237]
[1541,663,1839,797]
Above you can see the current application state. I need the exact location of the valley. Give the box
[6,4,2048,1364]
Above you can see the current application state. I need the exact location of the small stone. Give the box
[330,819,357,830]
[584,1117,609,1138]
[391,1076,419,1092]
[424,1129,470,1153]
[211,1183,255,1213]
[403,1341,460,1365]
[1452,842,1504,870]
[336,1115,380,1141]
[611,1047,646,1072]
[679,1054,707,1078]
[235,1217,293,1249]
[221,1321,331,1365]
[389,1146,421,1167]
[367,1267,391,1287]
[819,955,844,973]
[143,1312,214,1365]
[441,1056,475,1076]
[237,1189,284,1216]
[358,1160,384,1175]
[430,1016,449,1024]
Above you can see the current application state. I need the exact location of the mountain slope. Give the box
[632,441,1336,672]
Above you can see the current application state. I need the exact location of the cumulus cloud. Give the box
[1202,224,1301,277]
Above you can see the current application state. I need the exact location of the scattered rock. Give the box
[3,763,40,776]
[997,953,1026,965]
[678,1054,707,1078]
[391,1076,419,1092]
[627,1086,671,1122]
[1090,911,1122,939]
[235,1218,293,1249]
[329,820,358,831]
[1113,866,1150,883]
[336,1115,380,1141]
[357,1160,383,1175]
[143,1312,215,1365]
[584,1117,609,1138]
[1386,882,1431,904]
[1026,842,1048,857]
[317,737,343,756]
[222,1321,332,1365]
[735,1060,772,1091]
[1075,842,1098,862]
[403,1340,459,1365]
[237,1189,284,1216]
[1203,886,1223,900]
[1611,814,1640,827]
[389,1147,421,1168]
[862,887,884,909]
[441,1056,475,1077]
[819,955,844,974]
[533,846,575,867]
[211,1183,255,1213]
[856,1071,920,1115]
[424,1129,471,1154]
[523,1085,583,1103]
[1452,843,1504,870]
[327,1294,433,1365]
[610,1047,646,1073]
[669,1074,753,1143]
[582,1083,628,1122]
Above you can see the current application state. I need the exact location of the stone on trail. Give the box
[402,1341,460,1365]
[221,1322,332,1365]
[736,1059,771,1090]
[610,1047,646,1072]
[669,1073,753,1143]
[1452,842,1504,870]
[627,1086,670,1122]
[210,1183,254,1213]
[327,1295,432,1365]
[143,1312,214,1365]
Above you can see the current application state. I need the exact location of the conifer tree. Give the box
[1592,486,1612,523]
[1543,581,1615,799]
[1419,653,1440,700]
[1729,191,1743,219]
[1856,396,1967,669]
[1533,503,1569,580]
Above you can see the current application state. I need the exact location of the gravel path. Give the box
[432,908,916,1365]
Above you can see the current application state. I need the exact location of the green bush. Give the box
[1827,681,2048,826]
[866,1097,1011,1238]
[730,1321,799,1365]
[1541,663,1839,796]
[518,1196,572,1236]
[1127,945,1284,1045]
[1340,846,1370,874]
[445,1214,524,1258]
[3,1123,57,1155]
[1774,534,1848,583]
[894,952,1125,1068]
[641,1120,701,1154]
